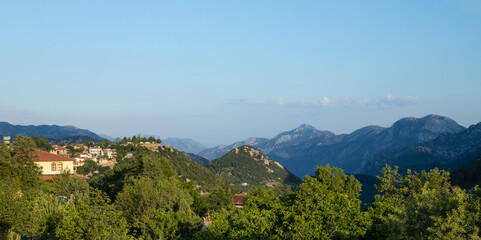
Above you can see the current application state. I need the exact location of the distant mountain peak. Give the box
[297,123,316,130]
[63,125,80,130]
[393,114,464,134]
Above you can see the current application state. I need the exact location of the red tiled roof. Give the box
[233,194,247,206]
[55,146,68,151]
[33,150,74,162]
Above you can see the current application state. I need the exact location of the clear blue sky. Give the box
[1,1,480,146]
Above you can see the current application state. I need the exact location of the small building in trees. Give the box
[33,150,75,177]
[50,145,69,157]
[74,144,87,150]
[3,136,11,145]
[233,194,247,208]
[89,146,102,156]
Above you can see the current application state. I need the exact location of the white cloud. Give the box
[341,95,423,107]
[230,95,423,108]
[230,96,336,107]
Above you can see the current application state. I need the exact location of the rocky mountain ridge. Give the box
[199,115,467,177]
[361,122,481,175]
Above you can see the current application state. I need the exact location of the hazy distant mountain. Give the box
[206,145,302,192]
[99,134,117,141]
[199,115,466,177]
[0,122,103,140]
[198,124,331,160]
[361,121,481,175]
[158,137,206,154]
[274,114,466,177]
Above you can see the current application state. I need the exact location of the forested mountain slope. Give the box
[206,145,302,192]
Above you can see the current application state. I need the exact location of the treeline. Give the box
[3,136,481,239]
[198,165,481,239]
[118,135,162,144]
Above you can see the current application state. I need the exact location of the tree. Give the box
[11,135,37,164]
[202,165,369,240]
[49,171,90,199]
[101,139,110,149]
[116,177,202,239]
[366,165,480,239]
[56,189,130,240]
[0,138,41,190]
[11,189,66,239]
[32,136,53,152]
[0,178,23,239]
[282,165,370,239]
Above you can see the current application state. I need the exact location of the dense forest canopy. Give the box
[2,136,481,239]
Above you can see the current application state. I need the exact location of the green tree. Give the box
[229,186,281,239]
[101,139,110,149]
[56,189,130,240]
[366,165,480,239]
[116,177,202,239]
[0,179,23,239]
[0,138,41,190]
[201,165,369,240]
[32,136,53,152]
[282,165,370,239]
[49,171,90,199]
[76,159,109,176]
[11,135,37,164]
[12,189,66,239]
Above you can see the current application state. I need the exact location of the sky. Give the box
[1,1,481,147]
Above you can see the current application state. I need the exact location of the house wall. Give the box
[35,161,74,175]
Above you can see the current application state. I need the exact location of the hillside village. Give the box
[2,136,163,178]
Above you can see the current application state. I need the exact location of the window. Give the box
[51,162,56,171]
[58,162,63,171]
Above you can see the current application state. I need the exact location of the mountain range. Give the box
[199,115,471,177]
[0,122,103,140]
[4,115,480,181]
[361,121,481,175]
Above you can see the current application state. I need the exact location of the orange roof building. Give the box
[233,194,247,207]
[33,150,75,176]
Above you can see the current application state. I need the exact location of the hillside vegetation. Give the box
[206,145,302,192]
[4,136,481,239]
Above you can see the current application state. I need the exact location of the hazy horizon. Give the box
[0,113,476,148]
[1,1,480,146]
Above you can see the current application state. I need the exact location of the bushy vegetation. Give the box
[4,136,481,239]
[206,145,302,192]
[75,159,110,176]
